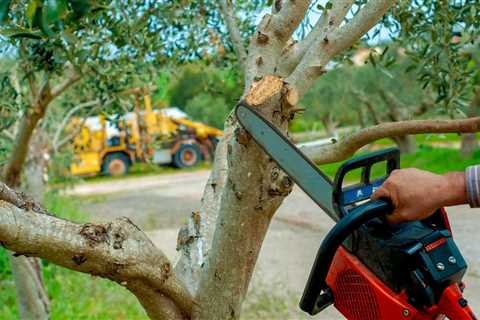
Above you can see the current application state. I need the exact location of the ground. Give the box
[68,170,480,319]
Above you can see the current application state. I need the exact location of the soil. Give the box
[70,170,480,319]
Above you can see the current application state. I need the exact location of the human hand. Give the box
[371,168,467,224]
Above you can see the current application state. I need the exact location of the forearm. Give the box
[442,172,467,207]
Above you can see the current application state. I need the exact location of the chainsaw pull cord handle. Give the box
[299,199,394,315]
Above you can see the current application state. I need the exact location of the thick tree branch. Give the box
[219,0,248,71]
[277,0,354,77]
[287,0,396,95]
[0,198,194,319]
[244,0,311,88]
[0,182,50,215]
[303,117,480,164]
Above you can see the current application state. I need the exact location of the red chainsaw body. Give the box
[326,209,476,320]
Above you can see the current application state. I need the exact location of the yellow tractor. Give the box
[70,90,223,176]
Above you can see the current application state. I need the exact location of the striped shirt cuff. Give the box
[466,165,480,207]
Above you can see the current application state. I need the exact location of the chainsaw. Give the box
[235,103,476,320]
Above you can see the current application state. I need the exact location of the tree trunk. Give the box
[392,135,416,154]
[321,112,337,136]
[2,106,51,320]
[10,128,51,320]
[461,133,477,156]
[460,88,480,156]
[9,256,50,320]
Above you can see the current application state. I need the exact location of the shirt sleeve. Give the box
[465,165,480,207]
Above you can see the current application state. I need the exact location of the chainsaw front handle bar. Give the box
[300,199,393,315]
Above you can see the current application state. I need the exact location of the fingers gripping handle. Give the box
[300,200,394,315]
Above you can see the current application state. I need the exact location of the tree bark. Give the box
[392,135,417,154]
[460,88,480,156]
[321,112,337,136]
[2,100,52,320]
[9,256,50,320]
[1,69,80,320]
[0,194,194,320]
[461,133,477,156]
[9,129,52,320]
[194,76,295,320]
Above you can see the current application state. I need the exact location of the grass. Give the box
[0,193,147,320]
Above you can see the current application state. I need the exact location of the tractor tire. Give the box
[102,152,130,176]
[172,143,201,168]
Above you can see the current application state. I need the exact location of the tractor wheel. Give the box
[172,143,201,168]
[102,152,130,176]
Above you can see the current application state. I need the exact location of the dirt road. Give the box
[71,171,480,319]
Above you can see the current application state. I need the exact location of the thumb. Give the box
[371,186,391,201]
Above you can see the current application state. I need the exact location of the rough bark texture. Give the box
[461,133,477,156]
[0,198,194,320]
[9,255,50,320]
[303,117,480,164]
[9,130,52,320]
[1,70,80,320]
[188,1,401,319]
[392,135,417,154]
[194,77,294,320]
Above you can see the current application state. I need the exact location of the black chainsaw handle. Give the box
[300,199,394,315]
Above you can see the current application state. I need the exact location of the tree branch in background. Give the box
[303,117,480,164]
[50,72,82,99]
[0,197,194,320]
[218,0,247,71]
[52,99,110,151]
[287,0,396,95]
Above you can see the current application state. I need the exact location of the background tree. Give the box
[386,0,480,155]
[0,1,480,320]
[0,0,176,318]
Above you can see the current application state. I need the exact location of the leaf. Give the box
[0,27,43,39]
[46,0,68,23]
[26,0,39,27]
[0,0,11,24]
[68,0,91,17]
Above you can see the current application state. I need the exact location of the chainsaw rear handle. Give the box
[333,148,399,217]
[300,199,394,315]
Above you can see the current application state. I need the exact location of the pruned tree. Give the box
[1,1,480,320]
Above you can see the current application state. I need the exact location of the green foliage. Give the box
[387,0,480,111]
[185,93,230,129]
[166,63,242,128]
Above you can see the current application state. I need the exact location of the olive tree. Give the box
[1,1,480,320]
[0,0,178,318]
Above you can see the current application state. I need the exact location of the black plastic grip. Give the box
[299,199,394,315]
[333,148,400,217]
